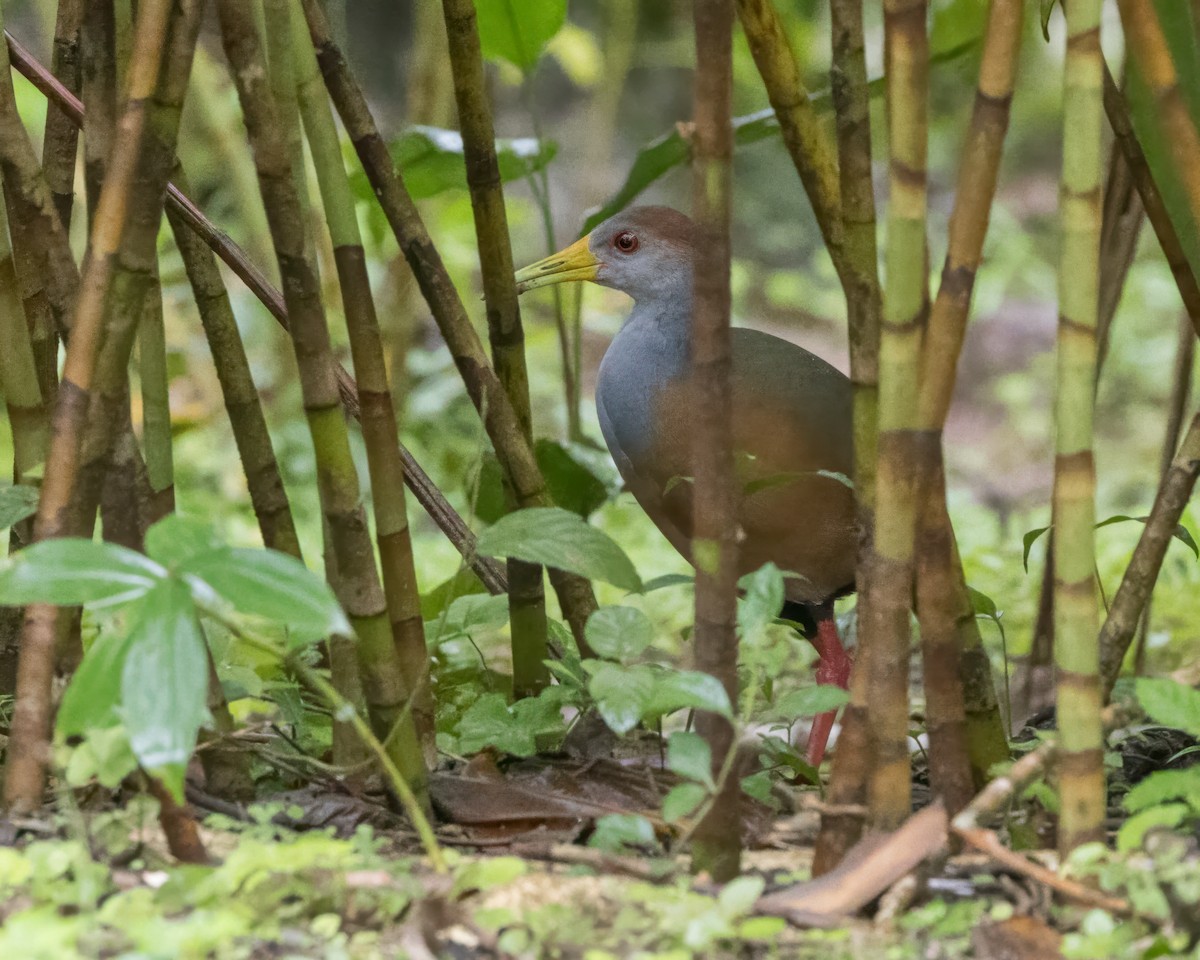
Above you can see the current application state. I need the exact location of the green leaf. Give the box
[145,514,223,569]
[120,579,210,798]
[420,567,488,621]
[967,585,1001,621]
[641,573,694,593]
[1021,525,1051,573]
[737,563,785,643]
[585,605,653,661]
[453,691,565,757]
[476,507,642,592]
[0,484,39,530]
[1136,678,1200,737]
[532,439,610,518]
[662,782,707,823]
[588,813,656,853]
[179,548,351,645]
[1040,0,1058,41]
[434,594,511,640]
[718,876,765,918]
[645,668,733,719]
[584,661,656,734]
[1094,514,1199,560]
[58,630,137,736]
[770,684,850,720]
[476,0,567,72]
[1116,803,1190,852]
[0,538,166,608]
[667,731,714,788]
[1122,767,1200,813]
[378,127,557,201]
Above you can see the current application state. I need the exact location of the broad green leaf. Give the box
[63,725,138,790]
[582,40,977,234]
[1136,678,1200,737]
[476,0,566,72]
[718,876,766,918]
[645,668,733,719]
[588,813,656,853]
[454,691,564,757]
[661,782,707,823]
[433,594,510,640]
[476,507,642,592]
[179,547,350,644]
[472,440,610,523]
[1122,767,1200,813]
[0,484,38,530]
[584,661,655,734]
[145,514,223,569]
[641,573,694,593]
[0,538,166,608]
[737,563,785,643]
[585,605,653,661]
[967,585,1001,621]
[1116,803,1190,852]
[667,731,714,788]
[58,629,137,735]
[770,684,850,720]
[420,567,488,621]
[121,579,210,799]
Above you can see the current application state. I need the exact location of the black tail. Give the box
[780,599,834,640]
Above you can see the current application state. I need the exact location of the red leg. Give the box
[804,612,852,766]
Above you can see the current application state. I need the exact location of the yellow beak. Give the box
[514,235,600,293]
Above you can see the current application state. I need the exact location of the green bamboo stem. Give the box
[1054,0,1104,856]
[4,0,175,816]
[811,0,882,877]
[866,0,929,831]
[42,0,82,232]
[299,0,599,652]
[914,0,1023,810]
[81,0,117,227]
[2,30,504,595]
[165,168,302,558]
[735,0,845,276]
[689,0,741,883]
[214,0,429,809]
[137,267,175,523]
[440,0,549,698]
[289,2,434,752]
[1100,412,1200,698]
[1117,0,1200,278]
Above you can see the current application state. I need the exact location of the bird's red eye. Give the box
[614,231,639,253]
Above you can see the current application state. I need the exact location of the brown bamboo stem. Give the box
[689,0,741,883]
[299,0,598,651]
[81,0,117,227]
[42,0,83,232]
[3,29,506,596]
[215,0,428,810]
[1099,412,1200,697]
[440,0,549,698]
[4,0,175,815]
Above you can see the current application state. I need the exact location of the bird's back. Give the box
[597,321,856,604]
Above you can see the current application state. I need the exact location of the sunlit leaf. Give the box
[476,507,642,592]
[1137,677,1200,737]
[0,484,39,530]
[120,579,210,800]
[585,605,653,662]
[667,731,714,788]
[0,538,166,608]
[179,548,351,645]
[476,0,567,72]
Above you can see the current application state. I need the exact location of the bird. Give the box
[514,205,856,766]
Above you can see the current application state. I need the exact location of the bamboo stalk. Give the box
[3,30,506,595]
[214,0,429,811]
[1099,412,1200,697]
[735,0,845,276]
[299,0,599,652]
[440,0,549,698]
[866,0,929,831]
[81,0,117,227]
[137,267,175,523]
[4,0,175,815]
[811,0,883,877]
[42,0,82,232]
[1053,0,1104,856]
[913,0,1023,814]
[689,0,741,883]
[289,1,434,752]
[1117,0,1200,276]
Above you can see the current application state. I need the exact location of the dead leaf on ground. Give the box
[973,915,1064,960]
[757,801,949,927]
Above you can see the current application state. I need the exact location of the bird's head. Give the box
[515,206,695,305]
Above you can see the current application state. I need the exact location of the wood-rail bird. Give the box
[515,206,856,766]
